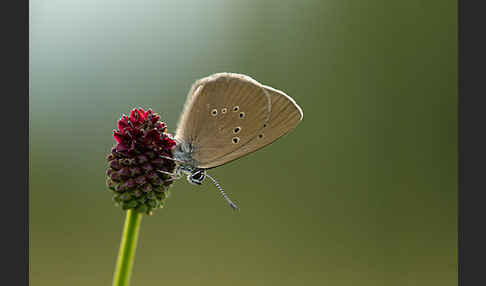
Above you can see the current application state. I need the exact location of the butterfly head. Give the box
[187,168,206,185]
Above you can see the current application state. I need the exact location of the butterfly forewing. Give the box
[200,84,303,169]
[175,73,271,167]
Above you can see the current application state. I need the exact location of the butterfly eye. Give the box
[232,137,240,144]
[258,134,264,139]
[233,106,239,112]
[233,127,241,134]
[239,112,245,119]
[221,108,227,114]
[263,123,267,128]
[192,171,204,181]
[211,109,218,116]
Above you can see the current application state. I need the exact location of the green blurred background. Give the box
[29,0,457,285]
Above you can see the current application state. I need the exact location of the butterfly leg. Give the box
[158,170,181,182]
[160,155,186,164]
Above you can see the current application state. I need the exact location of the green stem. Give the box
[112,210,143,286]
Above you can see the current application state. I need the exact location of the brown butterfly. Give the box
[161,73,303,210]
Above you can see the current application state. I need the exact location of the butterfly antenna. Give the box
[205,173,239,211]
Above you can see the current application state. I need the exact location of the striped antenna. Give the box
[205,173,239,211]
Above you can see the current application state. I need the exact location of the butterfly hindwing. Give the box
[200,84,303,169]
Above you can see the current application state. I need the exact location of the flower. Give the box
[106,108,176,215]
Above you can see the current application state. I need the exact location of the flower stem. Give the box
[112,210,143,286]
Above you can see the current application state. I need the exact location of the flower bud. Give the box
[109,160,122,170]
[105,108,176,215]
[142,184,152,193]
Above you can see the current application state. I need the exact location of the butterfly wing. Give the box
[175,73,271,167]
[200,84,303,169]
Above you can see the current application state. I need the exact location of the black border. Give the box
[459,1,486,285]
[1,0,29,284]
[5,0,483,285]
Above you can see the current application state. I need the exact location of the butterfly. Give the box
[161,73,303,210]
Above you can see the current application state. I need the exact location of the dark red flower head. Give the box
[106,108,176,215]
